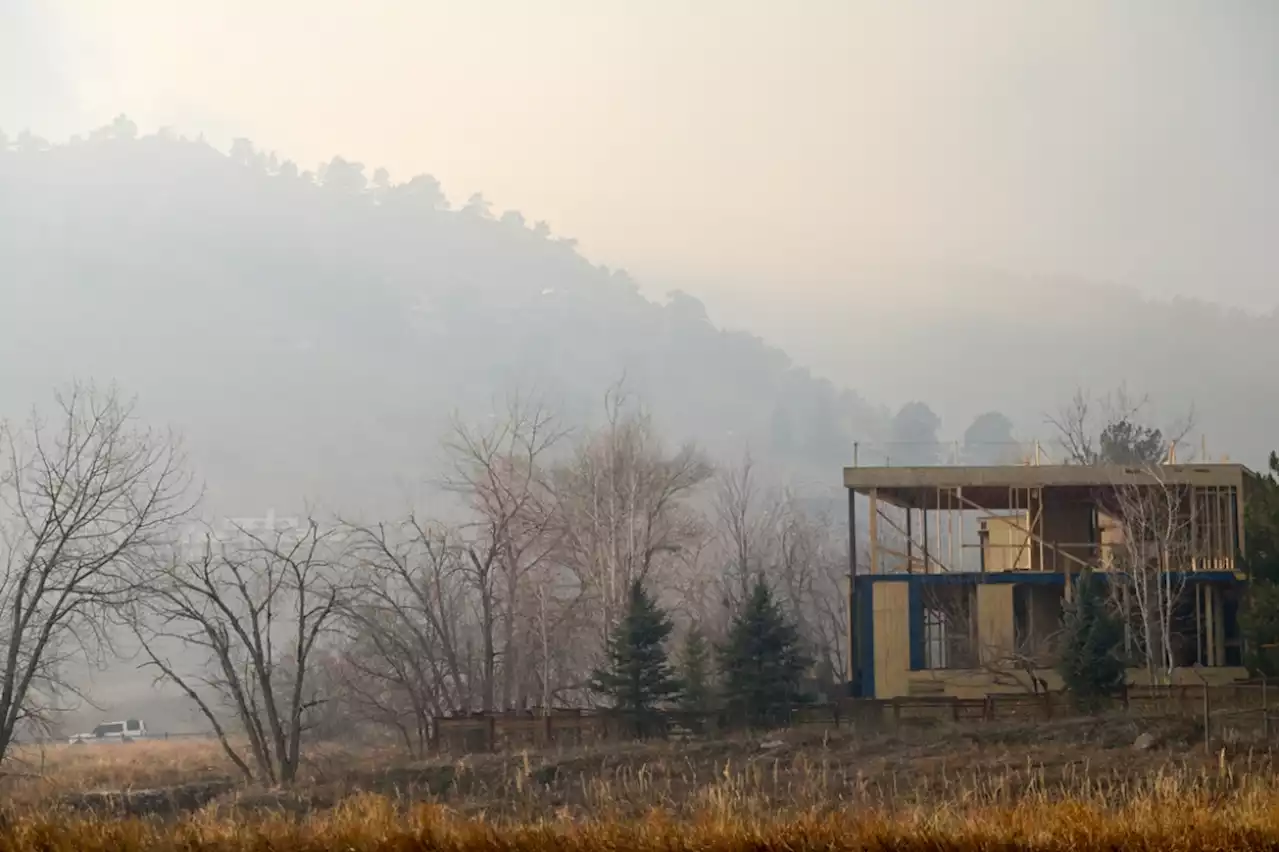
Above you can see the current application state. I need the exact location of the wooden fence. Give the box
[433,681,1278,755]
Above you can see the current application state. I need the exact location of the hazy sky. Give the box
[5,1,1277,311]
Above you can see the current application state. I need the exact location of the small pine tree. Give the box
[1057,570,1126,712]
[718,576,812,729]
[677,626,715,715]
[589,580,682,737]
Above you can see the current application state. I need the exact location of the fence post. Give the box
[1202,684,1210,754]
[1264,674,1271,741]
[486,716,497,753]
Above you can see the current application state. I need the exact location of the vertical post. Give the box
[1195,584,1204,666]
[1204,586,1218,667]
[847,488,858,690]
[1212,585,1225,668]
[1036,487,1045,576]
[1202,684,1210,754]
[935,487,942,567]
[922,503,930,575]
[947,490,954,571]
[1191,487,1199,573]
[1263,674,1270,741]
[1232,485,1244,573]
[868,489,879,575]
[853,442,859,467]
[906,505,914,574]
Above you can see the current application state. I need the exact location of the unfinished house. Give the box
[845,462,1250,699]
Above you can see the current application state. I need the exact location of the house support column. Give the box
[1203,585,1219,667]
[846,489,857,689]
[868,488,879,575]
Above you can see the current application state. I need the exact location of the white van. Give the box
[67,719,147,745]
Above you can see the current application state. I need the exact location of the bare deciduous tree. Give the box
[552,386,712,651]
[441,393,566,711]
[0,384,190,760]
[337,517,473,752]
[712,452,779,614]
[771,491,849,694]
[1048,386,1194,465]
[134,520,349,786]
[1106,468,1195,685]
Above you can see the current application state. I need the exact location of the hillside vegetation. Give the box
[0,121,890,518]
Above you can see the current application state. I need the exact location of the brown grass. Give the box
[0,714,1275,850]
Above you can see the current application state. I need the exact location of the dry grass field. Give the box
[0,713,1275,851]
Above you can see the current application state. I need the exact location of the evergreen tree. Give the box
[588,580,682,737]
[1057,571,1126,712]
[677,626,715,714]
[1240,579,1278,677]
[1097,418,1166,465]
[718,576,812,728]
[1242,451,1278,584]
[1239,452,1277,676]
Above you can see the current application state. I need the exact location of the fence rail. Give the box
[433,681,1278,755]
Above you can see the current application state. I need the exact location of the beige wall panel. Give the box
[872,582,910,699]
[976,584,1015,663]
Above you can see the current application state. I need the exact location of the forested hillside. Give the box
[1,117,1274,522]
[0,120,903,518]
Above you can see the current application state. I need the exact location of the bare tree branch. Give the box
[0,383,193,761]
[133,519,350,786]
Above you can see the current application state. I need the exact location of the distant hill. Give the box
[0,119,1274,528]
[0,121,890,517]
[693,265,1277,471]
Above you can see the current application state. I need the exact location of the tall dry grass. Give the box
[2,720,1275,850]
[0,768,1273,852]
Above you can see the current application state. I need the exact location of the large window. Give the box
[924,607,949,669]
[922,585,977,669]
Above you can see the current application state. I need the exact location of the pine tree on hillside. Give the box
[677,626,715,715]
[718,576,812,729]
[1057,570,1126,712]
[589,580,682,737]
